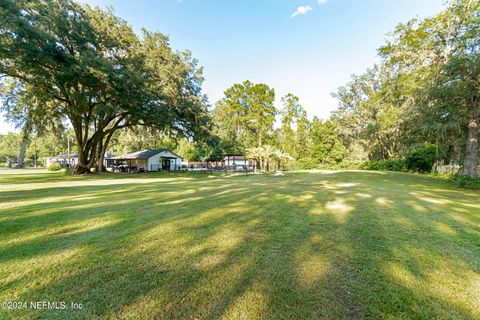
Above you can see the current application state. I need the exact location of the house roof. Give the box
[47,153,79,159]
[47,153,116,159]
[112,149,182,160]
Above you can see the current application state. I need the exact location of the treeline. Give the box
[125,0,480,179]
[334,0,480,177]
[210,0,480,177]
[0,131,70,166]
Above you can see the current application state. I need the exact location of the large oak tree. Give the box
[0,0,209,173]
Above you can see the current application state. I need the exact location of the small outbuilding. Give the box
[46,154,78,168]
[224,153,254,168]
[110,149,182,172]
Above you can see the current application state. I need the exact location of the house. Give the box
[46,154,78,167]
[46,153,115,168]
[110,149,182,172]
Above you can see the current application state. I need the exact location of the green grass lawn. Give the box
[0,170,479,319]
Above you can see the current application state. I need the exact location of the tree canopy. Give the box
[333,0,480,177]
[0,0,209,173]
[212,80,276,152]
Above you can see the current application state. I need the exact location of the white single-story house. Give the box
[46,153,115,168]
[110,149,182,172]
[46,154,79,167]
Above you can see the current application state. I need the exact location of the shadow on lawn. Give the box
[0,172,479,319]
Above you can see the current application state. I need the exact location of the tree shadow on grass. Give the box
[0,171,479,319]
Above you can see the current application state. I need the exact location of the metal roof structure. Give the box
[47,153,79,159]
[111,149,181,160]
[47,153,116,159]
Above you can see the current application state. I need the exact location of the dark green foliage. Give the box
[310,118,346,164]
[296,157,318,170]
[451,174,480,189]
[360,144,436,173]
[405,144,436,172]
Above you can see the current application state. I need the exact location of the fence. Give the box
[434,165,461,175]
[434,165,480,176]
[181,161,224,169]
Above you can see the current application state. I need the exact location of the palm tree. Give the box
[247,146,292,172]
[246,147,262,172]
[261,145,277,172]
[276,151,294,171]
[271,148,294,171]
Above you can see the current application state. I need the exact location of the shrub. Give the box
[451,174,480,189]
[385,159,407,171]
[360,161,378,170]
[317,161,362,170]
[48,163,62,171]
[297,157,318,170]
[360,144,436,173]
[405,144,436,172]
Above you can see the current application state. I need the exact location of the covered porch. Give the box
[109,158,148,173]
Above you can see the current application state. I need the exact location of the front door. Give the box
[162,159,170,171]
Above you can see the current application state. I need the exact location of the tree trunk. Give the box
[18,139,28,168]
[75,136,91,174]
[17,120,32,168]
[464,115,478,178]
[75,151,91,174]
[95,139,105,172]
[95,132,114,172]
[75,129,103,174]
[68,111,128,175]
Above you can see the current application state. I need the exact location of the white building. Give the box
[46,154,79,167]
[46,153,115,168]
[110,149,182,172]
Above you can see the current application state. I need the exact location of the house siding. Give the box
[147,153,162,171]
[147,151,182,171]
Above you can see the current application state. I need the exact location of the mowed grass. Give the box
[0,170,479,319]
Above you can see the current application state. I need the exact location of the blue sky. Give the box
[0,0,444,134]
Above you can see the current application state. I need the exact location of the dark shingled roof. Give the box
[112,149,181,160]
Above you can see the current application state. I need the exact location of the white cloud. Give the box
[317,0,328,4]
[291,5,313,18]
